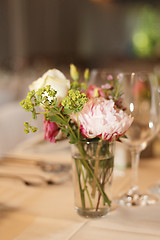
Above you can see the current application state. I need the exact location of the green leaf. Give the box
[63,108,73,115]
[49,115,66,125]
[69,134,78,144]
[50,106,62,114]
[32,111,37,120]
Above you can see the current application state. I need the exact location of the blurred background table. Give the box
[0,156,159,240]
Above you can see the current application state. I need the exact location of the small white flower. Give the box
[29,69,70,104]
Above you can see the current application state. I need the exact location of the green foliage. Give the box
[24,122,37,134]
[61,89,88,113]
[20,85,59,133]
[101,74,124,109]
[19,83,87,144]
[70,64,89,91]
[112,76,123,102]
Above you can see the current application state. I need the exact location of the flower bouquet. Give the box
[20,65,133,218]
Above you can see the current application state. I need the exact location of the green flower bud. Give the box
[81,82,87,90]
[24,128,29,134]
[84,68,90,81]
[70,64,79,81]
[24,122,29,127]
[31,127,38,133]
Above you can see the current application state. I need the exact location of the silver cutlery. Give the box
[0,172,69,186]
[0,156,71,173]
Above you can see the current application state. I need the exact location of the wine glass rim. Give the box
[118,71,154,76]
[90,69,154,76]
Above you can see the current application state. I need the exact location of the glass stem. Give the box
[131,150,140,191]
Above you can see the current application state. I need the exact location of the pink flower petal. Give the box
[43,119,59,143]
[71,97,133,141]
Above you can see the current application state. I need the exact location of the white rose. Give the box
[29,69,70,103]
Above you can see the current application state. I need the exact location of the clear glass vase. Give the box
[71,140,114,218]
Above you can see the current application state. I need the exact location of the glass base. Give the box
[75,206,110,218]
[116,187,158,206]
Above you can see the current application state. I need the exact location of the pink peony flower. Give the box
[87,85,105,98]
[71,97,133,141]
[43,119,59,143]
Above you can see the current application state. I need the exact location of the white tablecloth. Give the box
[0,157,160,240]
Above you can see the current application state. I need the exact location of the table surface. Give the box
[0,157,160,240]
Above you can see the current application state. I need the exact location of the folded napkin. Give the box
[0,161,71,187]
[10,133,71,165]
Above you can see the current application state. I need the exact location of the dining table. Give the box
[0,138,160,240]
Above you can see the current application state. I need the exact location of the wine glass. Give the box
[148,66,160,197]
[118,72,160,206]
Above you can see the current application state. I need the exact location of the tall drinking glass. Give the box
[118,72,160,206]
